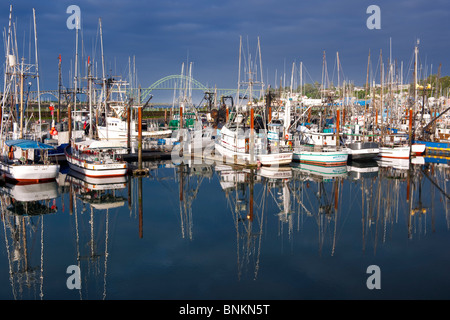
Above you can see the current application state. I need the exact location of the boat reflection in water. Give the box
[0,180,58,300]
[291,162,346,256]
[176,161,214,241]
[216,165,265,280]
[65,170,127,300]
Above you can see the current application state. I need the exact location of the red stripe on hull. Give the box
[4,176,56,185]
[381,156,409,159]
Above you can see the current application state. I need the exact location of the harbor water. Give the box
[0,157,449,300]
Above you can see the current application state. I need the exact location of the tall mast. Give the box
[1,5,13,136]
[380,49,383,134]
[19,58,24,139]
[32,8,42,133]
[88,56,93,138]
[414,40,419,117]
[74,14,79,124]
[99,18,107,140]
[236,35,242,115]
[337,51,340,98]
[300,61,303,97]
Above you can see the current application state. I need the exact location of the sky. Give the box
[2,0,450,103]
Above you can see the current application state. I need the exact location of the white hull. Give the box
[0,161,60,184]
[411,143,426,155]
[97,125,172,142]
[379,146,410,159]
[347,147,380,160]
[65,148,128,178]
[293,148,348,166]
[215,142,292,166]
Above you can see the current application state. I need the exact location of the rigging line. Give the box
[301,63,318,85]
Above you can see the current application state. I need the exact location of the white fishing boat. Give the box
[378,134,425,159]
[65,139,128,178]
[292,127,348,166]
[96,79,172,143]
[214,37,292,167]
[0,8,60,184]
[379,145,410,159]
[293,146,349,166]
[215,123,293,166]
[0,139,60,184]
[343,125,380,161]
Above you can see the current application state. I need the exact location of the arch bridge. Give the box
[26,75,241,105]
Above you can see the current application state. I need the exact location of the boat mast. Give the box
[1,5,13,137]
[88,56,93,138]
[74,14,79,128]
[32,8,42,136]
[99,18,107,140]
[414,40,419,135]
[19,57,24,139]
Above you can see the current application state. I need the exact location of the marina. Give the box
[0,1,450,304]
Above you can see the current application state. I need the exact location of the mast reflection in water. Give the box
[0,156,449,299]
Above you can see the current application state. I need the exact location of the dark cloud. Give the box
[2,0,449,103]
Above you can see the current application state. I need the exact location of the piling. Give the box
[127,102,131,153]
[138,105,142,169]
[408,108,413,143]
[250,107,255,164]
[68,104,72,141]
[133,105,149,176]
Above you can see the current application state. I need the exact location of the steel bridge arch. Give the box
[139,74,210,103]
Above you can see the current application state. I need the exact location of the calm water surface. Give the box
[0,158,449,300]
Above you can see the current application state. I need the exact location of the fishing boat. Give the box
[342,125,380,161]
[215,122,293,166]
[378,133,425,159]
[96,79,172,143]
[0,8,60,184]
[214,37,292,167]
[65,139,128,178]
[292,127,348,166]
[0,139,60,184]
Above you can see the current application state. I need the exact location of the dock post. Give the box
[336,108,340,147]
[138,105,142,170]
[133,105,149,176]
[127,100,131,154]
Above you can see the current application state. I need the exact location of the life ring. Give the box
[285,134,289,140]
[50,127,58,136]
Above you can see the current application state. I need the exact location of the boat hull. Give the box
[214,142,292,166]
[346,142,379,161]
[0,162,60,184]
[65,147,128,178]
[379,146,410,159]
